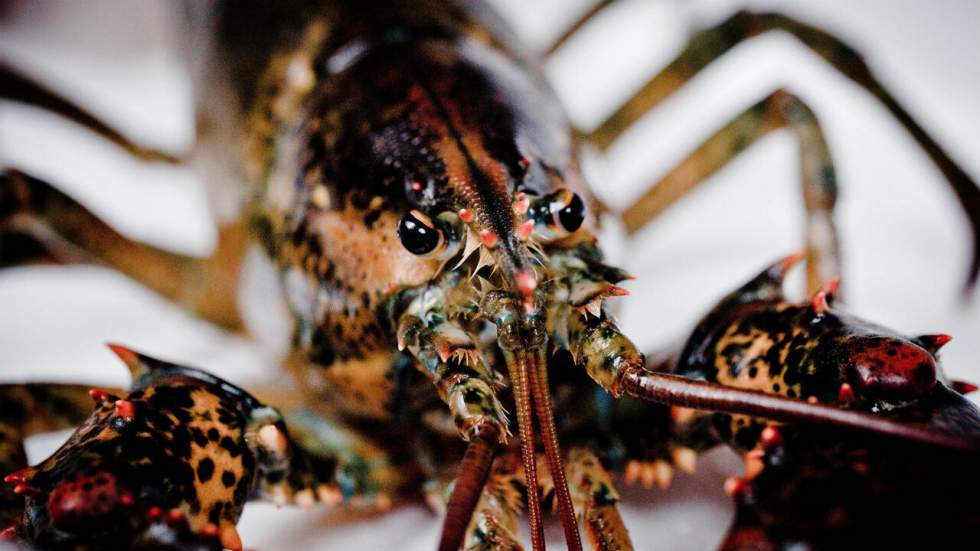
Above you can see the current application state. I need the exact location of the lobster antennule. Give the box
[504,350,546,550]
[526,349,583,551]
[619,368,980,453]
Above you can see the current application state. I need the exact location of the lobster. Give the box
[2,0,979,549]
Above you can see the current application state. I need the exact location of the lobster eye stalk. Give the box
[527,189,586,241]
[397,209,463,259]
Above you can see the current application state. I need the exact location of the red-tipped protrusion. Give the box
[119,493,134,506]
[517,220,534,240]
[410,181,424,192]
[820,276,841,300]
[458,208,474,224]
[606,286,630,297]
[113,400,135,420]
[760,426,782,448]
[952,380,979,395]
[918,334,953,355]
[4,468,30,485]
[811,291,830,315]
[106,343,139,369]
[166,508,185,524]
[519,156,533,168]
[478,229,498,248]
[13,483,38,495]
[146,506,162,520]
[807,396,819,404]
[724,476,746,497]
[89,388,110,405]
[515,270,537,297]
[838,383,855,404]
[775,251,805,278]
[201,523,220,538]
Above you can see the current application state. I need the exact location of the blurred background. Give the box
[1,0,978,549]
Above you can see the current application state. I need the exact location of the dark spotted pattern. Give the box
[0,351,299,550]
[670,262,949,450]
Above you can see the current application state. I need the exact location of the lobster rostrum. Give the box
[0,345,352,551]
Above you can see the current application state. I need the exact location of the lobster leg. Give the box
[0,66,182,164]
[618,90,840,294]
[571,9,979,289]
[270,409,415,511]
[565,447,634,551]
[0,169,247,330]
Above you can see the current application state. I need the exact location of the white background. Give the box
[1,1,978,549]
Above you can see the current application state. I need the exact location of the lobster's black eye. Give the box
[527,189,587,242]
[556,192,585,233]
[398,210,444,256]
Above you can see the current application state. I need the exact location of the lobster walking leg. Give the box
[0,169,247,330]
[0,66,182,164]
[565,447,634,551]
[567,8,979,287]
[618,91,839,293]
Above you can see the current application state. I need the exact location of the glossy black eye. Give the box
[556,192,585,233]
[527,189,588,242]
[398,210,443,255]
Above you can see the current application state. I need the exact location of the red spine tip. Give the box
[811,291,830,315]
[479,229,498,248]
[519,156,533,167]
[760,426,781,448]
[838,383,855,404]
[953,380,979,395]
[3,469,29,485]
[201,523,220,537]
[919,333,953,354]
[113,400,135,420]
[166,508,185,524]
[119,494,134,506]
[723,476,745,497]
[410,181,423,192]
[821,276,841,297]
[517,220,534,240]
[106,343,139,367]
[89,388,109,404]
[146,506,162,520]
[458,208,473,223]
[12,483,38,495]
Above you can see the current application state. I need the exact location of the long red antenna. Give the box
[506,351,546,550]
[527,349,583,551]
[620,368,980,452]
[438,424,500,551]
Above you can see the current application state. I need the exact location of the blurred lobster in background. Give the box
[2,0,979,549]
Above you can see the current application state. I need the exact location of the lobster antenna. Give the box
[504,349,546,550]
[527,349,583,551]
[620,368,980,453]
[438,425,500,551]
